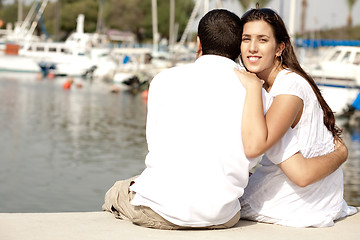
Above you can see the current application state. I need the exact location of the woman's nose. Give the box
[249,40,258,53]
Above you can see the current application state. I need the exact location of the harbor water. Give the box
[0,73,359,213]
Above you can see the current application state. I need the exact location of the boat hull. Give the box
[316,78,360,114]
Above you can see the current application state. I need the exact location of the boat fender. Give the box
[141,89,149,99]
[63,77,74,90]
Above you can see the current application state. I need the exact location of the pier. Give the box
[1,210,359,240]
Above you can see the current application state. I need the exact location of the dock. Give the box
[0,210,359,240]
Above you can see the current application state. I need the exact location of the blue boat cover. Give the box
[352,92,360,111]
[296,39,360,48]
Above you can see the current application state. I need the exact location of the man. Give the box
[102,9,347,230]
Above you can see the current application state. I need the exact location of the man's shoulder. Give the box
[164,62,195,73]
[153,62,195,80]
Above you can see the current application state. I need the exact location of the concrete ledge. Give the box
[0,210,359,240]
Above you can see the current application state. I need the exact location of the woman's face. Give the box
[240,20,283,81]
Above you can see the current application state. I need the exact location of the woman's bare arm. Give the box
[234,69,347,187]
[235,69,302,158]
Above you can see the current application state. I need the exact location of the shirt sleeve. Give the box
[271,71,306,101]
[265,128,301,165]
[262,89,272,113]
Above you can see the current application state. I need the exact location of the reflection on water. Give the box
[0,74,147,212]
[0,73,359,213]
[342,127,360,206]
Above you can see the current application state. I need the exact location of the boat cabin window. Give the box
[329,50,341,61]
[341,51,351,63]
[36,46,45,52]
[354,52,360,65]
[49,47,57,52]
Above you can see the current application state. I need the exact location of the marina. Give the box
[0,72,359,213]
[0,2,359,236]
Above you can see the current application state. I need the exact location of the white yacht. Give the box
[304,46,360,114]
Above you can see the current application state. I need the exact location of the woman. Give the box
[234,6,357,227]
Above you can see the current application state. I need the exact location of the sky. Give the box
[216,0,360,32]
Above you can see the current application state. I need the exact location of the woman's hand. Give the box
[334,138,348,164]
[234,68,264,89]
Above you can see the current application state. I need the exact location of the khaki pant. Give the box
[102,176,240,230]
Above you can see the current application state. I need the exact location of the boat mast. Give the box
[288,0,297,42]
[152,0,159,53]
[18,0,23,23]
[178,0,223,47]
[10,0,48,42]
[178,0,202,46]
[96,0,105,33]
[169,0,175,50]
[27,0,48,41]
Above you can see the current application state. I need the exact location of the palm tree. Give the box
[237,0,272,11]
[256,0,272,7]
[346,0,358,28]
[238,0,252,11]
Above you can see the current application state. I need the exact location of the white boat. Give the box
[109,48,165,92]
[17,13,115,78]
[18,37,111,77]
[0,2,116,79]
[309,46,360,83]
[0,53,40,73]
[304,46,360,114]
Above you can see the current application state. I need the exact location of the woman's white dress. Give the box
[240,69,357,227]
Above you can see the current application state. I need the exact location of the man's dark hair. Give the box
[198,9,242,61]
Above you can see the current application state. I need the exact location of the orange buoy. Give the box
[141,89,149,99]
[47,72,55,79]
[63,77,74,90]
[63,81,71,90]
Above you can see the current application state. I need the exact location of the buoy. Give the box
[63,81,71,90]
[47,72,55,79]
[63,77,74,90]
[110,85,120,93]
[141,89,149,99]
[35,72,43,81]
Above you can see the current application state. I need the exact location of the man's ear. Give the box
[196,36,202,59]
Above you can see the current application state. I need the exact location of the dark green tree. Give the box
[103,0,194,42]
[103,0,147,41]
[0,4,18,26]
[59,0,99,34]
[256,0,272,7]
[238,0,252,11]
[1,0,194,43]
